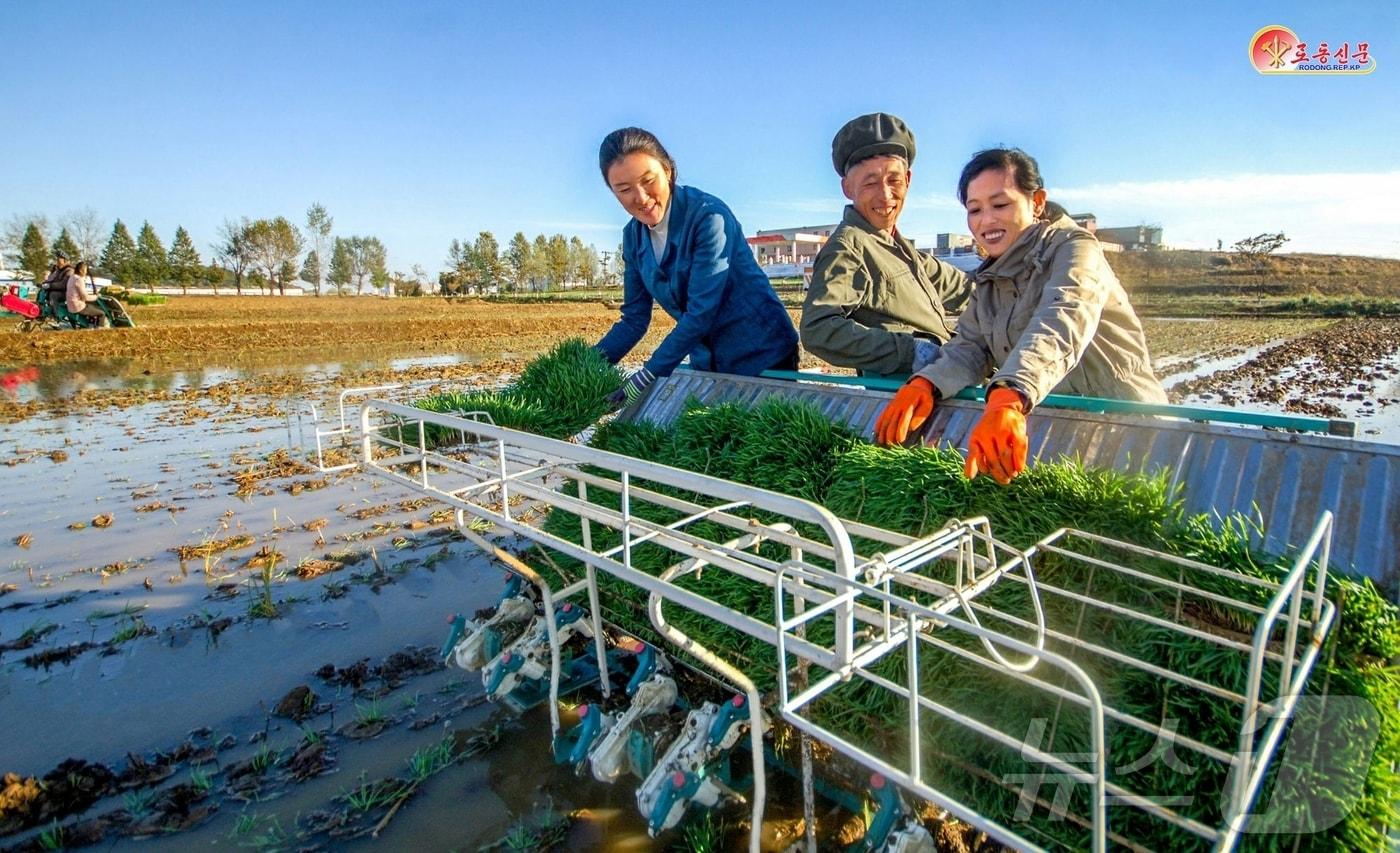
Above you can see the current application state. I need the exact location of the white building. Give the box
[746,224,839,280]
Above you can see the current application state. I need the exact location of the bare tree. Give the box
[2,213,50,260]
[62,208,105,263]
[1233,232,1289,303]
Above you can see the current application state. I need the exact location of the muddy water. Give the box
[3,351,482,405]
[0,387,662,851]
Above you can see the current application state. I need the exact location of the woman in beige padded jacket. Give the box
[875,147,1165,484]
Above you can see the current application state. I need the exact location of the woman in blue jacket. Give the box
[595,127,799,406]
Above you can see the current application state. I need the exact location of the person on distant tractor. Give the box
[594,127,798,408]
[41,251,73,316]
[800,112,971,377]
[875,147,1164,484]
[66,261,110,328]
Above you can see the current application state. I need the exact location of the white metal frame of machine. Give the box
[308,394,1337,853]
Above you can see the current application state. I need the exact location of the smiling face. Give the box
[841,155,910,234]
[964,167,1047,259]
[606,152,673,227]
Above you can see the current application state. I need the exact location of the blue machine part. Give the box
[556,601,585,627]
[851,773,903,852]
[647,770,703,836]
[624,640,658,696]
[707,694,746,747]
[440,613,467,660]
[553,703,606,766]
[499,572,524,603]
[485,650,526,696]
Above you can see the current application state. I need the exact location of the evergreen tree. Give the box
[100,220,138,285]
[133,221,168,291]
[166,226,202,294]
[51,228,80,264]
[300,250,321,290]
[328,237,353,295]
[505,231,531,292]
[19,223,49,284]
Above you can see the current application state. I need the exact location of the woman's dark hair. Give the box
[956,147,1043,204]
[74,260,89,276]
[599,127,677,186]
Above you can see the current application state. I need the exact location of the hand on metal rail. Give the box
[607,367,655,410]
[964,387,1028,485]
[875,376,935,446]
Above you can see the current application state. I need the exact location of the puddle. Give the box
[1,352,481,405]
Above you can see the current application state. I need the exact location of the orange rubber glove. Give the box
[874,377,935,446]
[964,387,1029,485]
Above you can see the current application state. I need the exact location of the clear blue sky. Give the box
[5,1,1397,272]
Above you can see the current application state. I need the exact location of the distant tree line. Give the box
[438,231,621,294]
[3,208,616,298]
[2,204,390,297]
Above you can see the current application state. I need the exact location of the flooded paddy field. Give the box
[2,306,1397,851]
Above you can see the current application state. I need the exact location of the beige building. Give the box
[746,224,838,280]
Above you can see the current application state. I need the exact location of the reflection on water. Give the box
[0,351,478,404]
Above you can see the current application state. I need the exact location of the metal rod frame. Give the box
[327,401,1334,853]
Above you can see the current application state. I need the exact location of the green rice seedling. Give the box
[16,620,57,647]
[247,558,279,620]
[415,338,622,443]
[354,700,385,726]
[85,603,147,624]
[189,766,213,793]
[231,812,256,837]
[676,811,727,852]
[406,736,455,781]
[122,788,156,818]
[245,815,287,851]
[343,775,407,813]
[249,745,280,774]
[37,821,63,851]
[111,615,151,644]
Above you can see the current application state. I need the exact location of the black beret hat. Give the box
[832,112,916,176]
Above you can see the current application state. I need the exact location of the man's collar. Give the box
[843,205,915,250]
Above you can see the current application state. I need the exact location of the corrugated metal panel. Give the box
[626,372,1400,596]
